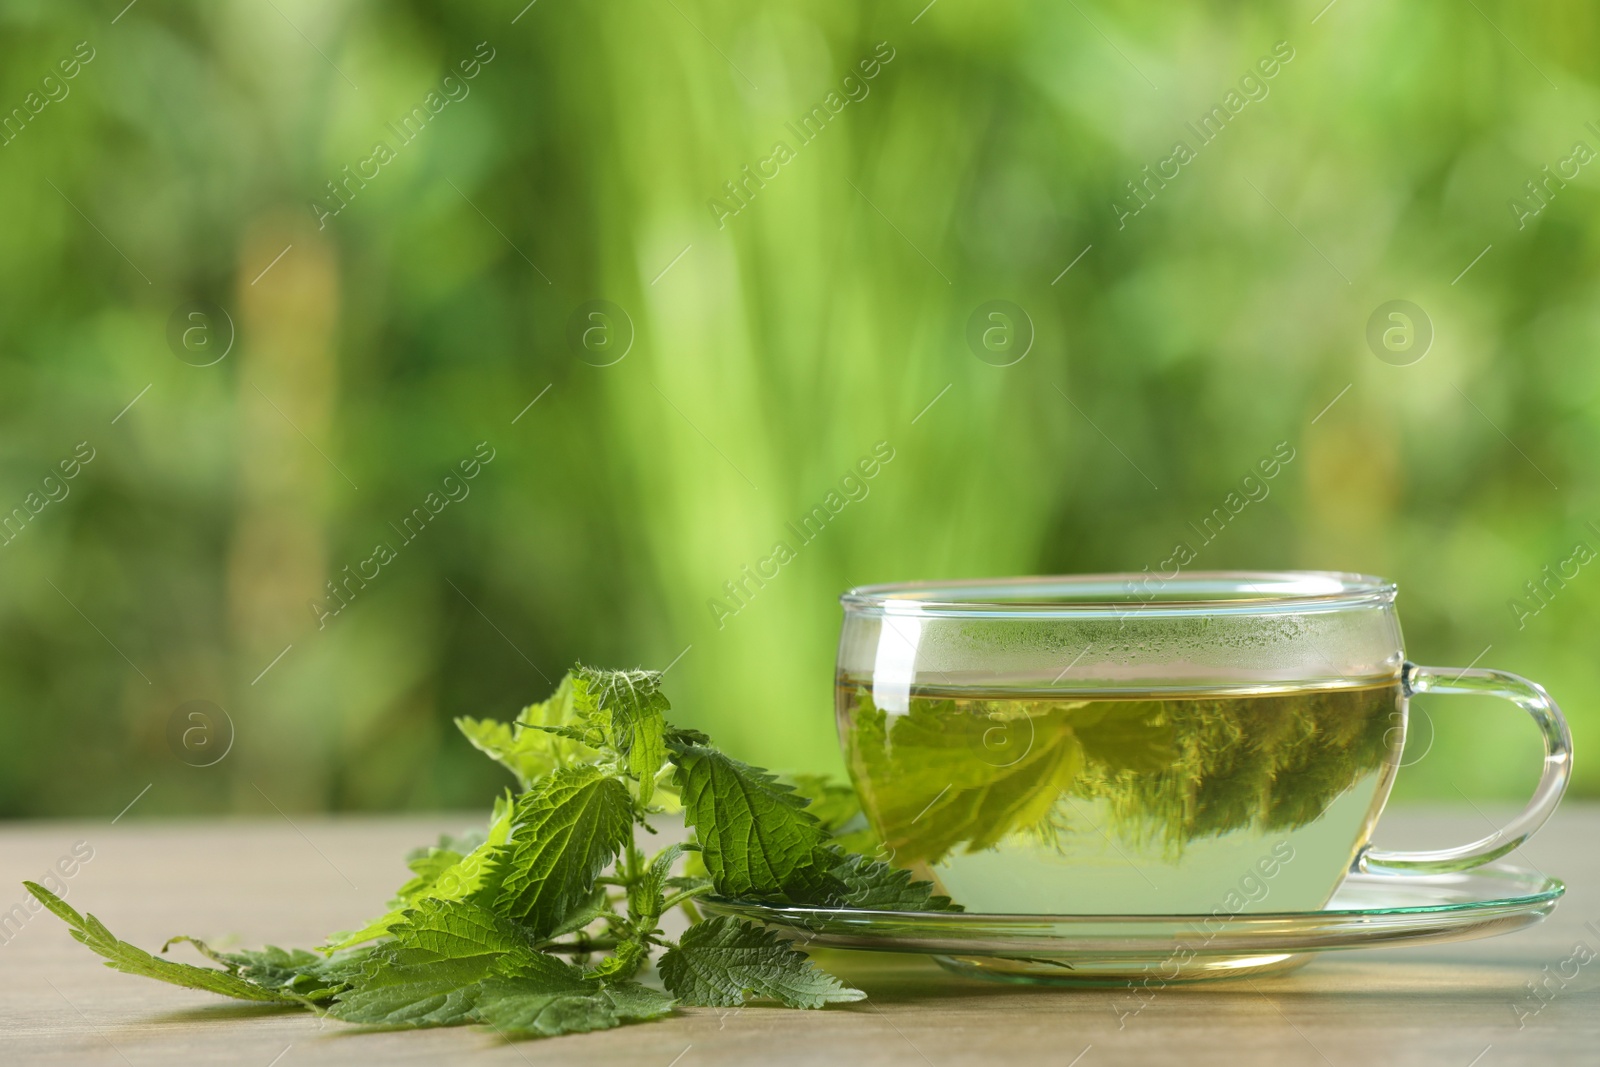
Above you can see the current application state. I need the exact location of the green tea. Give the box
[837,680,1403,914]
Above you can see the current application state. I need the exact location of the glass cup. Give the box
[834,572,1571,916]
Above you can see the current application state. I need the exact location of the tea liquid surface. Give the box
[837,680,1403,914]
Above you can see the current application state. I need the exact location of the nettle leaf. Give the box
[1072,701,1177,774]
[390,827,492,902]
[327,899,528,1028]
[669,743,836,901]
[517,672,607,755]
[455,717,553,792]
[383,897,528,964]
[476,952,673,1037]
[327,959,486,1027]
[23,883,308,1004]
[494,767,634,938]
[334,905,673,1037]
[543,886,611,943]
[629,843,685,930]
[787,772,881,856]
[162,938,364,1000]
[598,980,678,1021]
[434,825,492,854]
[473,956,611,1036]
[658,916,864,1009]
[396,847,468,900]
[579,667,669,805]
[457,673,605,791]
[850,692,1086,864]
[664,725,711,746]
[35,662,929,1043]
[822,851,961,912]
[328,792,516,950]
[587,936,651,982]
[785,774,862,835]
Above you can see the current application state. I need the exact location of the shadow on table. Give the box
[134,949,1592,1035]
[145,1002,307,1024]
[824,948,1573,1011]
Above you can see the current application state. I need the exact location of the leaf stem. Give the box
[542,937,620,954]
[660,884,713,912]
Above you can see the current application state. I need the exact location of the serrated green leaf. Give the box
[475,977,619,1036]
[38,661,969,1042]
[848,691,1085,864]
[821,850,962,912]
[396,847,467,899]
[587,936,651,982]
[385,897,529,964]
[630,843,685,930]
[668,743,835,901]
[457,674,602,790]
[658,915,864,1009]
[333,912,673,1039]
[162,938,365,1000]
[455,717,553,791]
[785,774,862,835]
[543,886,612,943]
[327,899,529,1027]
[579,667,669,805]
[664,725,712,746]
[327,959,486,1027]
[494,767,634,938]
[786,772,881,855]
[24,883,308,1005]
[1071,701,1178,774]
[328,792,516,950]
[475,953,672,1037]
[435,825,492,855]
[597,980,677,1020]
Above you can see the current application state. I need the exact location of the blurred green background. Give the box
[1,0,1596,819]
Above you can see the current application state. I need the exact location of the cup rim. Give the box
[840,570,1398,618]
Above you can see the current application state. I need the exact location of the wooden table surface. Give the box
[3,806,1597,1066]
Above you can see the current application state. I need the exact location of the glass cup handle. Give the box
[1358,662,1573,875]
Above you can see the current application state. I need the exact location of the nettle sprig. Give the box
[25,665,957,1040]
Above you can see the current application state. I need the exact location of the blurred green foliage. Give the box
[1,0,1596,819]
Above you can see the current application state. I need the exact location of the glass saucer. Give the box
[702,863,1563,984]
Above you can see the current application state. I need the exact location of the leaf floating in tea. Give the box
[847,691,1087,865]
[841,681,1402,910]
